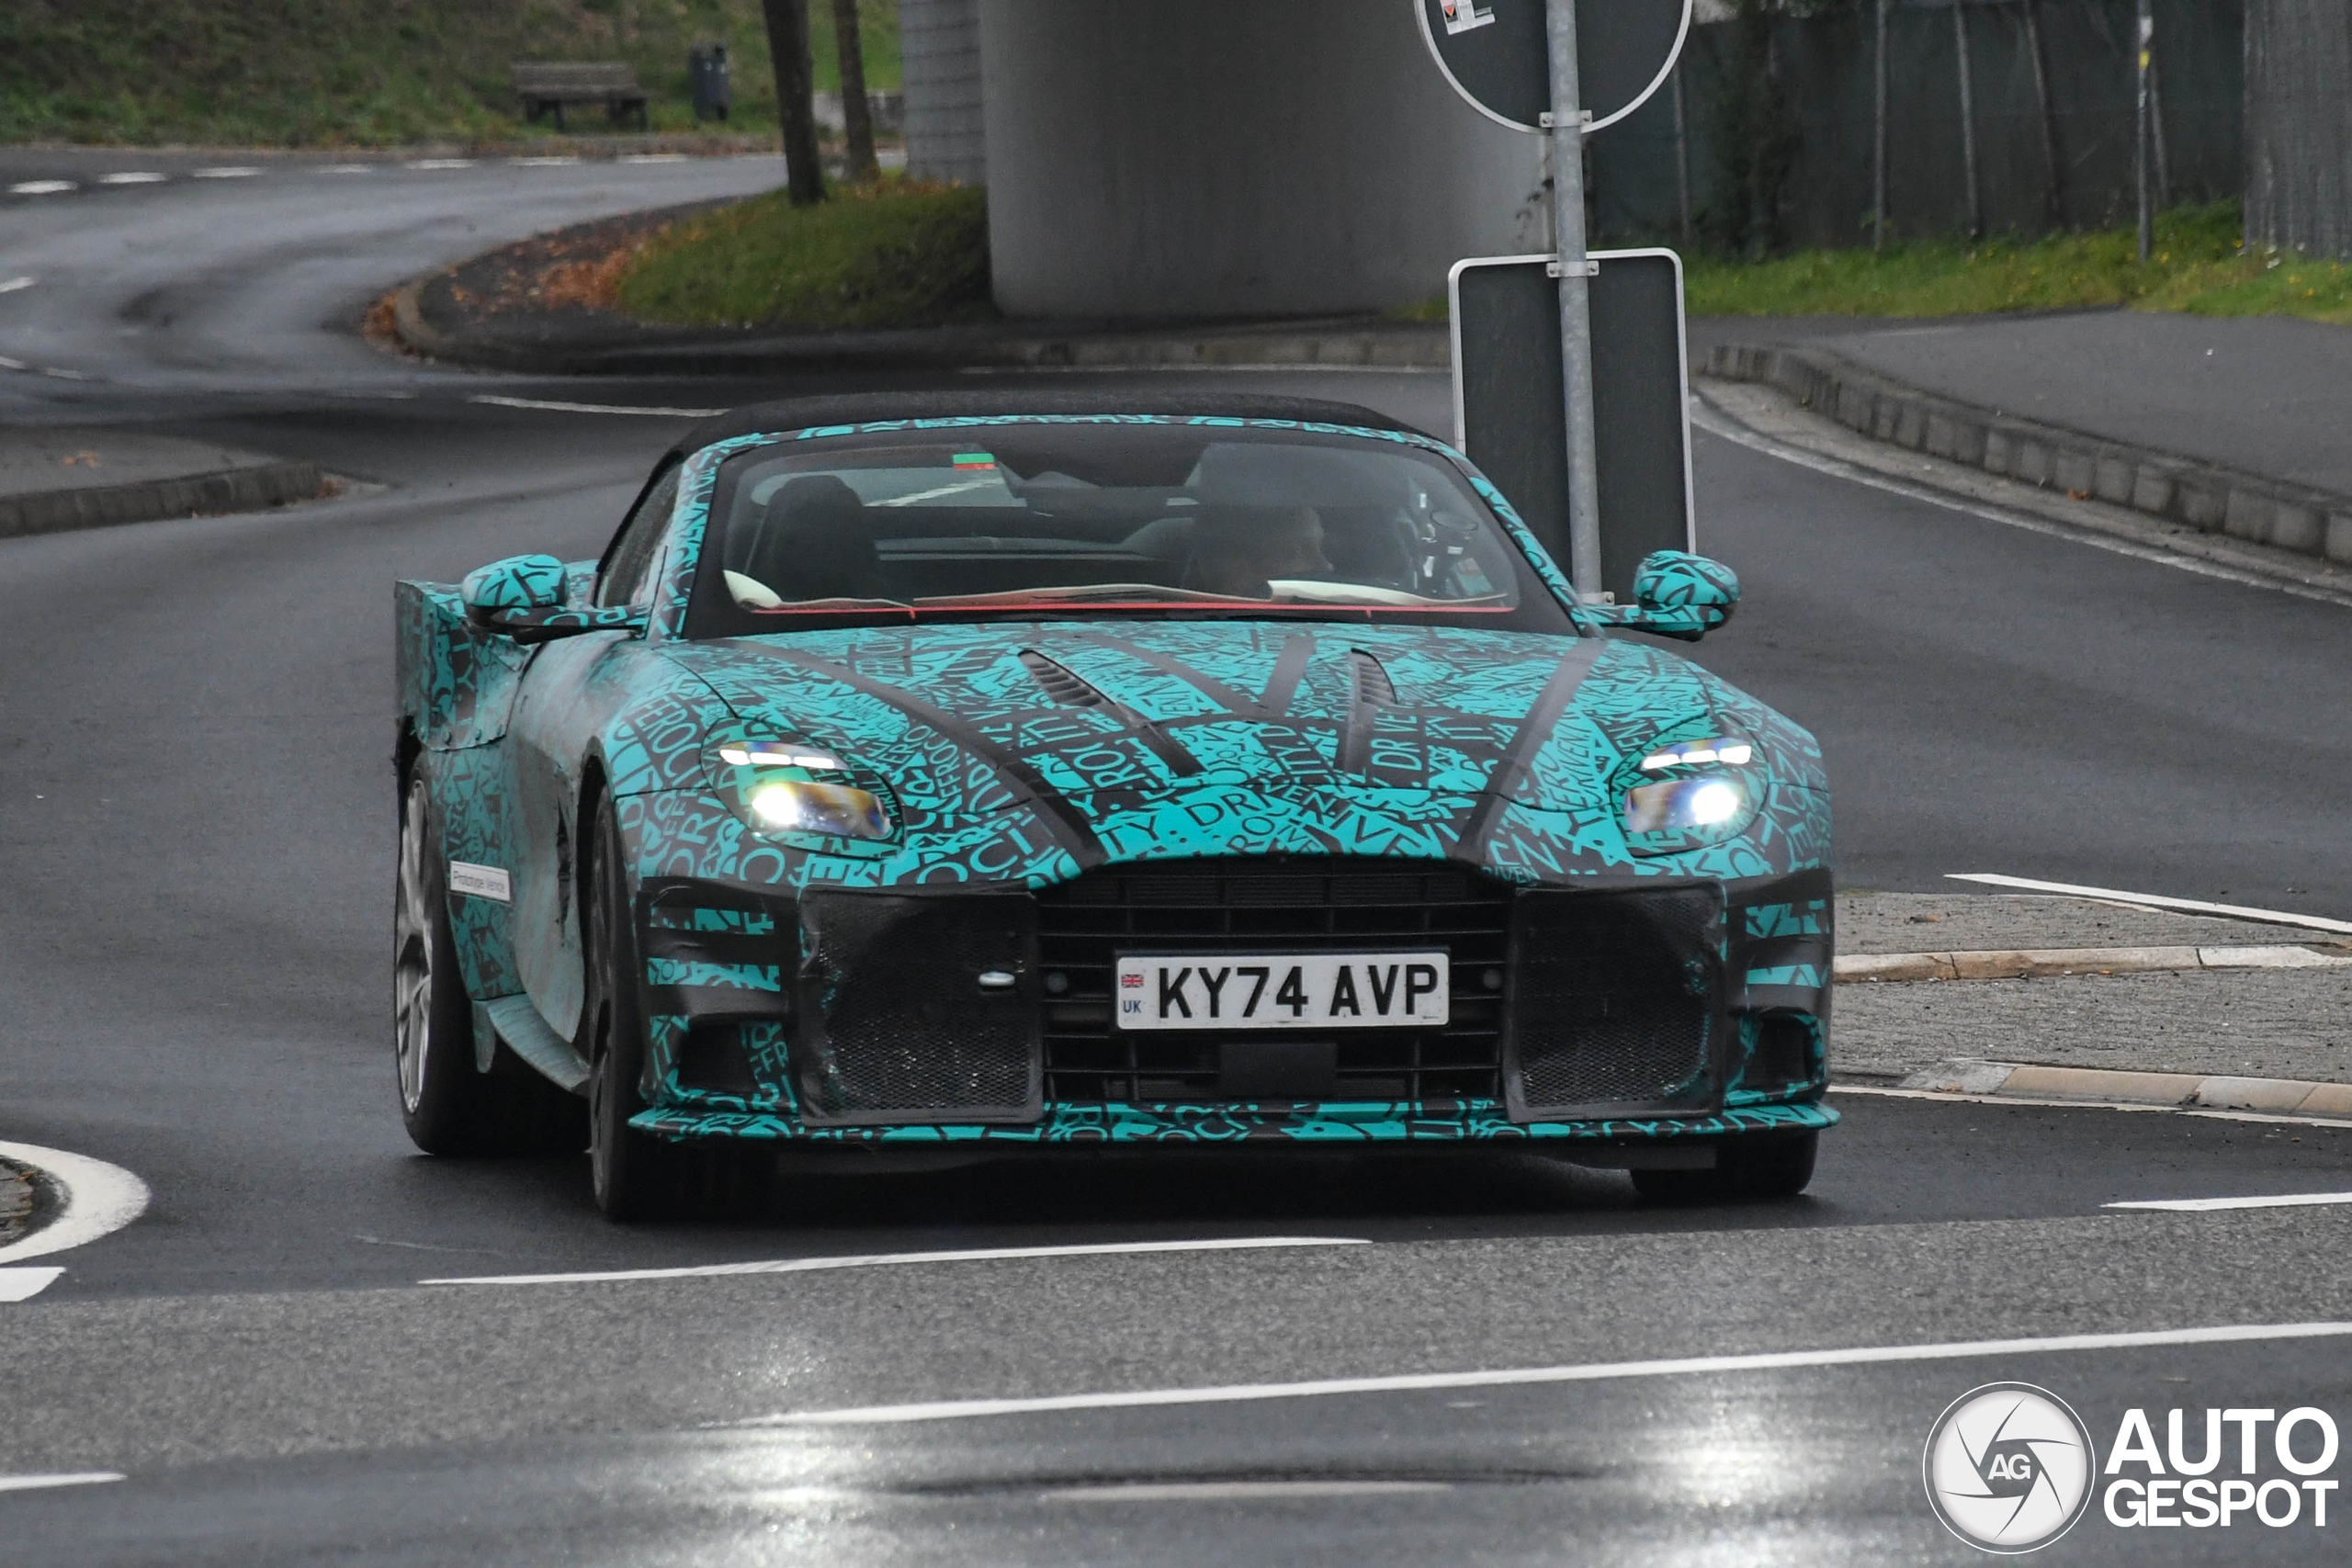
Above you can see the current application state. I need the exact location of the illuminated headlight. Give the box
[746,779,893,840]
[706,737,897,844]
[1623,774,1752,838]
[1639,737,1754,772]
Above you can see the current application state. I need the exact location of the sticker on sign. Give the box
[1116,953,1448,1031]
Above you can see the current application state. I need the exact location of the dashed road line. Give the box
[424,1235,1370,1287]
[192,166,260,178]
[1043,1480,1451,1502]
[1947,874,2352,936]
[2108,1191,2352,1213]
[319,164,375,175]
[467,393,724,418]
[510,155,583,166]
[751,1321,2352,1427]
[0,1472,124,1495]
[96,171,166,186]
[0,276,34,294]
[623,152,690,164]
[8,180,75,196]
[406,158,475,171]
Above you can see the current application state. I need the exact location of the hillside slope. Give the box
[0,0,899,146]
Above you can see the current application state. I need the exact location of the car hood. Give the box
[654,620,1826,879]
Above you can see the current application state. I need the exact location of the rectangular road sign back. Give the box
[1450,249,1695,602]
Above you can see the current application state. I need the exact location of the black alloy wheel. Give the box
[585,794,679,1218]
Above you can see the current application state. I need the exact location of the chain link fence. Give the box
[1594,0,2243,251]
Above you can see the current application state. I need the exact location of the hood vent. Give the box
[1020,649,1111,710]
[1339,649,1398,776]
[1019,649,1204,779]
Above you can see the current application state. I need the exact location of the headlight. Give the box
[706,737,898,845]
[1621,732,1758,854]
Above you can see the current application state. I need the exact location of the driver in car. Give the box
[1183,505,1333,599]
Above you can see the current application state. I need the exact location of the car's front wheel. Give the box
[583,795,680,1219]
[1631,1131,1818,1204]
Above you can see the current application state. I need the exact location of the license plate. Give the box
[1114,953,1449,1031]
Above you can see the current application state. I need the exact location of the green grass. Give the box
[1682,202,2352,324]
[0,0,900,147]
[616,179,989,330]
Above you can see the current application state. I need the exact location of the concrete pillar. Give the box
[900,0,987,187]
[978,0,1548,321]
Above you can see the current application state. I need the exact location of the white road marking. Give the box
[37,367,93,382]
[192,166,260,178]
[467,393,724,418]
[1040,1480,1450,1502]
[0,1268,65,1302]
[0,355,29,371]
[318,164,375,175]
[0,276,34,294]
[1946,874,2352,935]
[407,158,474,171]
[752,1321,2352,1427]
[424,1235,1369,1287]
[0,1141,151,1268]
[0,1472,124,1495]
[8,180,76,196]
[2108,1191,2352,1213]
[509,155,583,166]
[622,152,691,164]
[97,171,166,185]
[1690,401,2352,612]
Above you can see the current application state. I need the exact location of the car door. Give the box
[506,461,683,1043]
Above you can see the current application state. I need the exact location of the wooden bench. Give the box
[512,62,650,133]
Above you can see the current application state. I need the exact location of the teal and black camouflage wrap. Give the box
[396,412,1835,1151]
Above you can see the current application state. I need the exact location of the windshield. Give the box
[683,423,1576,637]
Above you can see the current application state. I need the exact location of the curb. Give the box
[1836,943,2352,984]
[1,459,327,539]
[1891,1059,2352,1118]
[390,277,1451,378]
[1702,342,2352,569]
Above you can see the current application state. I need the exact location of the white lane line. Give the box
[37,367,93,382]
[8,180,75,196]
[192,166,261,178]
[318,164,374,175]
[97,171,166,186]
[1690,400,2352,611]
[406,158,474,171]
[0,1472,124,1495]
[1947,874,2352,936]
[510,155,583,167]
[424,1235,1368,1287]
[0,276,33,294]
[467,393,724,418]
[2108,1191,2352,1213]
[0,1268,66,1303]
[0,355,29,371]
[0,1141,151,1268]
[1042,1480,1450,1503]
[622,152,691,164]
[751,1321,2352,1427]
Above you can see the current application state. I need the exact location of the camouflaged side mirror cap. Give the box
[1580,550,1740,642]
[461,554,569,615]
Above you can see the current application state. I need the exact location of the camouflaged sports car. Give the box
[394,391,1834,1217]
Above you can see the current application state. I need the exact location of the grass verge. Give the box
[1682,202,2352,324]
[615,180,990,331]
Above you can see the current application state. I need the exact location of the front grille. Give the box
[1506,886,1724,1118]
[795,890,1041,1124]
[1035,858,1514,1105]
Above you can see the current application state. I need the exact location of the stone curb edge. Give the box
[1888,1058,2352,1118]
[389,277,1452,378]
[1702,342,2352,569]
[1836,943,2352,984]
[0,459,329,540]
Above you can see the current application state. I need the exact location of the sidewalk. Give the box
[0,426,326,538]
[1693,310,2352,571]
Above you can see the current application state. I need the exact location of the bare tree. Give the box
[761,0,826,205]
[833,0,880,184]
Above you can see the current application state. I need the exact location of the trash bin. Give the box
[689,41,731,122]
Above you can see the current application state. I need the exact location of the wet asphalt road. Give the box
[2,152,2350,1565]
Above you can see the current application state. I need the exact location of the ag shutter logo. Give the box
[1923,1383,2097,1552]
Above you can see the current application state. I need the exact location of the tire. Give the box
[1630,1132,1818,1205]
[395,772,584,1156]
[584,794,680,1219]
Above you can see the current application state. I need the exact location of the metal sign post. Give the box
[1545,0,1604,602]
[1416,0,1693,598]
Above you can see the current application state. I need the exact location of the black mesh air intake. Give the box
[795,890,1041,1125]
[1504,885,1726,1120]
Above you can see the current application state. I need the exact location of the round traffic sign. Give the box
[1416,0,1693,135]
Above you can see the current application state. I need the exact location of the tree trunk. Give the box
[833,0,880,184]
[762,0,826,205]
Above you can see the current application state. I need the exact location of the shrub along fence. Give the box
[1592,0,2243,252]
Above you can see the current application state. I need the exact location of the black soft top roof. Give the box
[667,389,1436,463]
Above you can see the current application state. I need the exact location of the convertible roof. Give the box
[668,389,1438,460]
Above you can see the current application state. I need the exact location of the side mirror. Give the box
[461,554,646,644]
[1582,551,1739,642]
